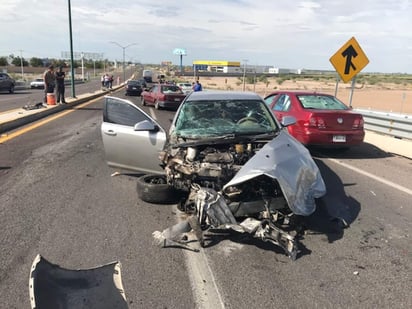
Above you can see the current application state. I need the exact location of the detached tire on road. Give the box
[136,174,181,204]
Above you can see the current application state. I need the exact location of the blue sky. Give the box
[1,0,411,73]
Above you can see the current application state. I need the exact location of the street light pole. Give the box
[242,59,248,91]
[19,49,24,80]
[109,41,137,84]
[67,0,76,98]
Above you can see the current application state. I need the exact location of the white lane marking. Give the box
[149,108,156,119]
[184,247,226,309]
[327,158,412,196]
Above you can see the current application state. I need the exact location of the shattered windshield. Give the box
[172,99,279,139]
[297,94,349,110]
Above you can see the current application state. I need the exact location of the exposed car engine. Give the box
[159,141,291,217]
[160,141,263,191]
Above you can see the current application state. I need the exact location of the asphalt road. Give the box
[0,90,411,308]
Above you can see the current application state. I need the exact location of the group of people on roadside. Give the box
[43,65,66,105]
[101,73,114,89]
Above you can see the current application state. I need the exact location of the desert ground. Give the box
[187,76,412,115]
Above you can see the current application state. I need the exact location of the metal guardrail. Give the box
[355,108,412,140]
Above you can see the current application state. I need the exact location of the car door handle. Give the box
[103,129,117,136]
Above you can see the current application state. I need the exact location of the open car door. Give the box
[101,96,167,174]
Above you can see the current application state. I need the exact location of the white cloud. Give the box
[0,0,411,73]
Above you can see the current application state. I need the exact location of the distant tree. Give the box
[54,60,67,68]
[30,57,44,67]
[258,75,268,83]
[94,60,103,69]
[11,56,29,66]
[0,56,8,66]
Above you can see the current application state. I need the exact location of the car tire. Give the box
[9,85,14,94]
[136,174,182,204]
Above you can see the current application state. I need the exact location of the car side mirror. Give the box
[281,116,296,127]
[134,120,159,132]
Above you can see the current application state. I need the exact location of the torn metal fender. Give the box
[29,254,128,309]
[223,131,326,216]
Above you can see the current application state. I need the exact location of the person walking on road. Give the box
[43,65,55,104]
[55,66,66,104]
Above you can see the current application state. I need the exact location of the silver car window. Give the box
[104,97,150,126]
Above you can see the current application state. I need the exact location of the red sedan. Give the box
[141,84,186,110]
[264,91,365,148]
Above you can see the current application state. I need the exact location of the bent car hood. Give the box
[223,131,326,216]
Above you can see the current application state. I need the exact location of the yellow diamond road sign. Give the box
[329,37,369,83]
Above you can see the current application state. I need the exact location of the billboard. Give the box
[61,52,104,60]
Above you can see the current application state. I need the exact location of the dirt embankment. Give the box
[189,76,412,115]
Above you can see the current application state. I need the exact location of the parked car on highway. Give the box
[0,72,15,93]
[30,78,45,89]
[125,79,143,96]
[176,82,193,94]
[264,91,365,148]
[101,92,326,259]
[141,83,186,110]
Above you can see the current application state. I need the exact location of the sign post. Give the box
[329,37,369,107]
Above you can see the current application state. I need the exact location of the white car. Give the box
[30,78,45,89]
[101,91,327,259]
[176,82,193,94]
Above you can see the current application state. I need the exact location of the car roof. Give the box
[265,90,334,97]
[186,91,263,101]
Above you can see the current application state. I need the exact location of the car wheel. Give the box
[136,174,182,204]
[9,84,15,94]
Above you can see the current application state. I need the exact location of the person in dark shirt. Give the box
[43,65,55,103]
[55,66,66,104]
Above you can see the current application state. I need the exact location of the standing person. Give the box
[101,74,105,87]
[109,75,114,89]
[104,73,110,88]
[55,66,66,104]
[193,80,202,92]
[43,65,55,104]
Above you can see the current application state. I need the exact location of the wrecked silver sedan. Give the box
[101,92,326,259]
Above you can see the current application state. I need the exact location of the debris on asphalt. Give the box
[22,102,47,110]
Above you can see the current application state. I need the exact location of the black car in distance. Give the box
[125,80,144,96]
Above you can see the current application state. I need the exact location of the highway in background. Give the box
[0,89,410,308]
[0,67,138,113]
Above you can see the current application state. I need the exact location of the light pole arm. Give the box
[109,42,137,83]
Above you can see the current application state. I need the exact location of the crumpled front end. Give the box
[223,131,326,216]
[153,131,326,259]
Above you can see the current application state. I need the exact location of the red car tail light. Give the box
[352,117,364,129]
[306,116,326,129]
